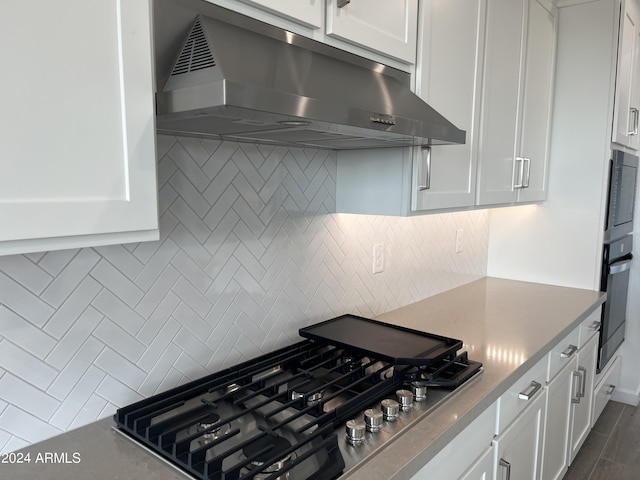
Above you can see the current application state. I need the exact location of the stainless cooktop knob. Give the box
[364,408,383,432]
[345,419,366,446]
[410,381,428,401]
[381,399,400,421]
[396,389,414,410]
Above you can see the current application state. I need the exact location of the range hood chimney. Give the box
[154,1,465,150]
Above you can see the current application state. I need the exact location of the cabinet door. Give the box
[592,355,621,425]
[613,0,640,149]
[412,0,485,211]
[235,0,322,28]
[568,334,598,464]
[476,0,525,205]
[517,0,557,202]
[325,0,418,63]
[541,358,575,480]
[461,446,495,480]
[494,389,546,480]
[0,1,158,255]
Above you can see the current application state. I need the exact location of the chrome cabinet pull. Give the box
[518,380,542,400]
[560,344,578,358]
[588,321,602,331]
[578,366,587,398]
[606,384,616,395]
[417,147,431,191]
[337,0,351,7]
[571,371,581,403]
[628,107,639,135]
[514,157,525,188]
[499,458,512,480]
[522,157,531,188]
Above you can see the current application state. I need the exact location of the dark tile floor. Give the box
[564,401,640,479]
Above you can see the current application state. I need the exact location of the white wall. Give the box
[0,136,489,452]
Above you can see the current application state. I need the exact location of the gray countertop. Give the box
[0,277,605,480]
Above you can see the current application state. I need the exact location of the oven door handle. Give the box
[609,258,633,275]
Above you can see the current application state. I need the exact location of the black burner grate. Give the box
[114,340,401,480]
[115,323,482,480]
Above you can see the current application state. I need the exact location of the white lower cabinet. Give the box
[592,355,622,425]
[568,333,598,464]
[408,311,601,480]
[494,383,547,480]
[541,358,575,480]
[460,445,494,480]
[410,403,497,480]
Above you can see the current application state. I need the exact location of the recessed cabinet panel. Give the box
[542,359,575,480]
[326,0,418,63]
[493,389,546,480]
[568,333,598,464]
[612,0,640,149]
[518,0,556,202]
[592,355,621,425]
[0,0,158,253]
[477,0,557,206]
[476,0,524,205]
[460,446,495,480]
[412,0,485,211]
[410,402,497,480]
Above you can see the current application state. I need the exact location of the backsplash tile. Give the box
[0,136,489,452]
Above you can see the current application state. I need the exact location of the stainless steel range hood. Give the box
[154,1,465,150]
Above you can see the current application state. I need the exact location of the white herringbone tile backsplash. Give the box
[0,136,488,452]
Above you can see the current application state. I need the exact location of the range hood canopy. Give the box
[155,2,465,150]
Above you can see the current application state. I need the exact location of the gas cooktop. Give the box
[114,315,482,479]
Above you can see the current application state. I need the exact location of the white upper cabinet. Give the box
[208,0,416,68]
[234,0,323,28]
[612,0,640,150]
[477,0,557,206]
[476,0,524,206]
[0,1,158,255]
[517,0,557,202]
[412,0,486,211]
[325,0,418,63]
[238,0,322,27]
[335,0,487,216]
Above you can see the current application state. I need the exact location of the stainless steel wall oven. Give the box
[599,149,638,371]
[604,149,638,242]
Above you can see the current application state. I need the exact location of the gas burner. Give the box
[289,377,325,406]
[196,413,223,442]
[339,354,364,371]
[243,435,295,479]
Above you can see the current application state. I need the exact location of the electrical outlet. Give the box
[373,243,384,274]
[455,229,463,253]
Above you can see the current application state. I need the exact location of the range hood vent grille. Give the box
[170,18,216,76]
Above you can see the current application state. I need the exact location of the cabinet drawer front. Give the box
[592,355,621,425]
[578,307,602,348]
[496,355,548,434]
[415,402,497,479]
[547,325,580,382]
